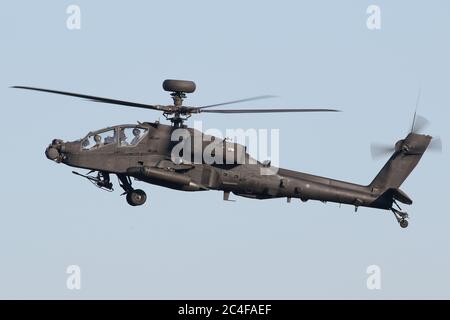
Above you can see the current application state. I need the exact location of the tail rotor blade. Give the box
[409,89,430,134]
[370,143,395,160]
[429,136,443,153]
[412,114,430,134]
[411,88,422,133]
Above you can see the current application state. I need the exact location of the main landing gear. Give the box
[391,201,409,228]
[118,174,147,206]
[126,189,147,206]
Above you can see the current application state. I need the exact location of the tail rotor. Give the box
[370,91,442,160]
[370,114,442,160]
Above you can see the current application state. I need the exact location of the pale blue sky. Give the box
[0,0,449,299]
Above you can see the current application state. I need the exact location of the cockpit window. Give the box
[82,129,117,150]
[119,127,148,147]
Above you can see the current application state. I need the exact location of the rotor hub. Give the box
[161,80,197,126]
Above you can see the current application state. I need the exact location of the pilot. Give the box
[82,139,90,149]
[104,130,117,145]
[131,128,141,145]
[93,134,102,148]
[119,129,128,146]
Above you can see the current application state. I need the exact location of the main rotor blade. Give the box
[200,108,340,114]
[199,95,277,109]
[11,86,168,112]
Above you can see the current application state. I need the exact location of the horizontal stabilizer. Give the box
[385,188,413,205]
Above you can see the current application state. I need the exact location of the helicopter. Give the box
[12,79,439,228]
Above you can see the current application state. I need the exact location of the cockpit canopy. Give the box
[82,125,148,151]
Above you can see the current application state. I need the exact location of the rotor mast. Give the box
[164,91,188,127]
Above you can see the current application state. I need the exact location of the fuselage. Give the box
[46,121,389,210]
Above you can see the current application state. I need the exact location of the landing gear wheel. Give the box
[391,206,409,229]
[126,189,147,206]
[399,219,409,229]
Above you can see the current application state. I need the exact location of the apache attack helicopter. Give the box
[13,80,440,228]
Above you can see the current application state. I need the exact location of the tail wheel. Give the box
[126,189,147,206]
[399,219,409,229]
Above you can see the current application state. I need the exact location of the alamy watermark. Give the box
[366,265,381,290]
[170,121,280,175]
[366,5,381,30]
[66,5,81,30]
[66,265,81,290]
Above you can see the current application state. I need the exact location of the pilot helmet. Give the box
[132,128,141,136]
[82,139,90,147]
[94,134,101,143]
